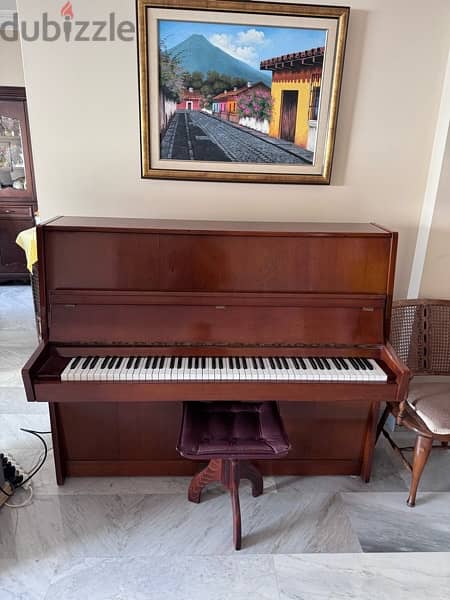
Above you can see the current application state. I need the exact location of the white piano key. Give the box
[367,359,387,381]
[85,357,100,381]
[61,357,78,381]
[304,358,319,381]
[68,360,83,382]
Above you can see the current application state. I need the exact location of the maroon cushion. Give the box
[177,401,290,460]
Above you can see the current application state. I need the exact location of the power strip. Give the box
[0,452,26,507]
[0,482,13,508]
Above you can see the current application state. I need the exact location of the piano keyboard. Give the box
[61,356,387,382]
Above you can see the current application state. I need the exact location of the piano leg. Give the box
[360,400,380,482]
[49,403,66,486]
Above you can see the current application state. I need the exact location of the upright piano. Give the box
[22,217,410,484]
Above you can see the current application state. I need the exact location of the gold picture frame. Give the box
[137,0,349,184]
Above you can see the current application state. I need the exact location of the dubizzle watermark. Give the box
[0,2,135,42]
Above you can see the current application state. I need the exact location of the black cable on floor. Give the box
[16,428,51,488]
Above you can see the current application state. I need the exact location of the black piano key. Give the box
[258,357,265,369]
[145,357,152,369]
[70,356,81,369]
[331,358,342,370]
[242,357,248,369]
[108,357,117,369]
[281,357,289,369]
[201,357,206,369]
[349,358,360,370]
[235,357,241,369]
[356,358,367,370]
[115,357,123,369]
[309,357,318,369]
[89,357,99,369]
[188,357,192,369]
[274,357,282,369]
[100,357,110,369]
[362,358,374,370]
[219,357,223,369]
[316,357,325,369]
[159,356,165,369]
[322,358,331,370]
[338,357,349,370]
[133,357,141,369]
[151,356,158,368]
[126,357,134,369]
[252,357,258,369]
[228,357,234,369]
[269,357,276,369]
[299,357,307,369]
[212,357,216,369]
[82,357,92,369]
[291,357,300,369]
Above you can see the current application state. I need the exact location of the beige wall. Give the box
[16,0,450,297]
[0,37,24,86]
[420,127,450,298]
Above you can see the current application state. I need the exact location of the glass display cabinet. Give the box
[0,87,37,282]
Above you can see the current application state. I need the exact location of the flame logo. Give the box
[61,1,74,19]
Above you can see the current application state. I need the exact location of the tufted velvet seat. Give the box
[177,401,290,549]
[178,401,291,459]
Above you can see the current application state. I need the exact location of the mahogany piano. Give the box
[22,217,410,484]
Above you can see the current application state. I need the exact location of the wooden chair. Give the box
[378,299,450,506]
[177,401,290,550]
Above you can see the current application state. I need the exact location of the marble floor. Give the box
[1,284,450,599]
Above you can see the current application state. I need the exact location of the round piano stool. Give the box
[177,401,290,550]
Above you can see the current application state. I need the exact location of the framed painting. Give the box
[137,0,349,184]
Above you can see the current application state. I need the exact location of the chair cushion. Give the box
[177,401,291,460]
[407,381,450,435]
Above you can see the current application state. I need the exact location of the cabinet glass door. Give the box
[0,98,35,203]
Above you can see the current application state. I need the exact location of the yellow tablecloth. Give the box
[16,227,37,272]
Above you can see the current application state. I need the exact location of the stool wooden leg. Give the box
[240,461,264,497]
[228,460,242,551]
[188,459,222,504]
[407,435,433,507]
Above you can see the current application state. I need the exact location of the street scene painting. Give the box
[158,21,326,165]
[138,1,349,183]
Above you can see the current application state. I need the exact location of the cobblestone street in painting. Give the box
[160,110,313,164]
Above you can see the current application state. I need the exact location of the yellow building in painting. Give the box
[260,47,323,151]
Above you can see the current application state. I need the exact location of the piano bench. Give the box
[176,401,290,550]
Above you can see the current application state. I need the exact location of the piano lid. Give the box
[41,217,392,237]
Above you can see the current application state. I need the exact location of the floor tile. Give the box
[274,553,450,600]
[0,490,361,560]
[341,492,450,552]
[275,437,408,494]
[0,386,47,414]
[0,558,57,600]
[44,555,279,600]
[0,413,51,450]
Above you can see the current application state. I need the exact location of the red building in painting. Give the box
[176,87,203,111]
[212,82,270,123]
